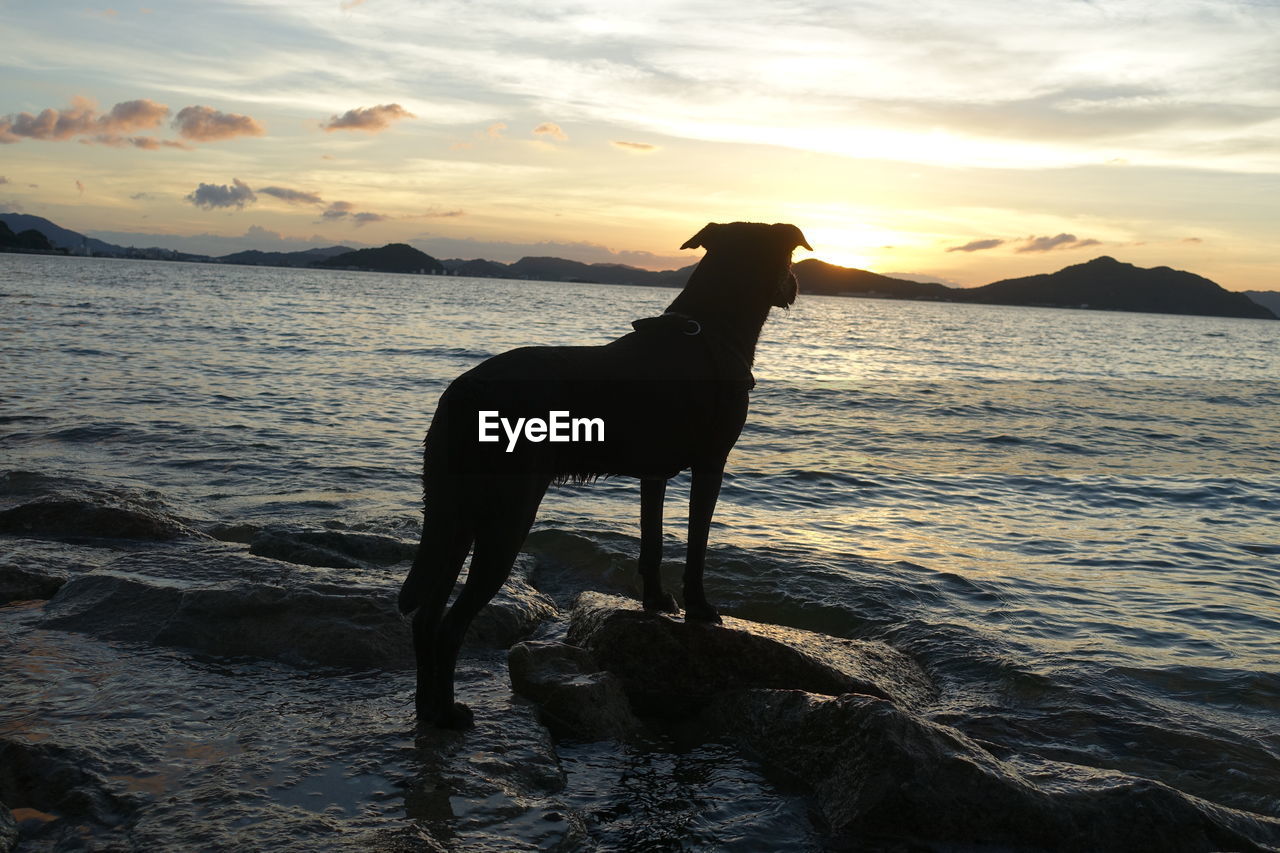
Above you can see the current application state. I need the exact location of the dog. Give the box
[398,221,811,728]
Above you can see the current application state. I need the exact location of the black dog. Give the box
[398,221,811,728]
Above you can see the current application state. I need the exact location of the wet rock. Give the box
[0,739,136,849]
[0,563,67,603]
[0,471,203,541]
[705,690,1280,852]
[508,641,641,741]
[37,547,557,668]
[0,801,15,853]
[462,557,560,649]
[248,527,416,569]
[565,592,934,716]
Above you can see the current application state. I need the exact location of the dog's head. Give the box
[681,222,811,308]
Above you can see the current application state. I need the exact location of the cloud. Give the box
[321,200,354,219]
[0,176,7,185]
[487,122,507,138]
[322,104,415,133]
[408,209,465,219]
[185,178,257,210]
[946,238,1005,253]
[130,191,161,200]
[1,97,168,144]
[1182,236,1204,244]
[533,122,568,141]
[88,134,190,150]
[612,140,657,153]
[173,105,265,142]
[340,0,368,8]
[258,185,324,205]
[319,200,390,224]
[1015,233,1103,253]
[75,180,85,196]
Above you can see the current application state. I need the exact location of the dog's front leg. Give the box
[683,462,725,624]
[639,477,679,613]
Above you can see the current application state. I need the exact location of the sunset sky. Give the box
[2,0,1277,289]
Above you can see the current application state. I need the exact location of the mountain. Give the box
[442,258,512,278]
[314,243,445,274]
[0,213,216,261]
[952,256,1275,319]
[792,259,951,299]
[0,213,127,256]
[1244,291,1280,317]
[219,246,353,267]
[0,220,55,251]
[503,256,690,287]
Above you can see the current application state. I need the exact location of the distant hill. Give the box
[952,256,1275,319]
[438,255,694,287]
[219,246,353,267]
[0,220,55,252]
[792,259,951,299]
[442,258,512,278]
[1244,291,1280,317]
[0,213,127,256]
[314,243,445,274]
[4,212,1274,320]
[0,213,215,261]
[502,256,687,287]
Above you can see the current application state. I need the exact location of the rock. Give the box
[0,739,136,849]
[37,547,557,668]
[565,592,934,716]
[0,562,68,603]
[705,690,1280,851]
[508,641,642,740]
[0,472,203,541]
[0,800,16,853]
[463,557,560,649]
[248,527,416,569]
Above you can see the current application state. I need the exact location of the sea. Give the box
[2,253,1278,850]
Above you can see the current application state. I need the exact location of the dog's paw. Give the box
[643,592,681,614]
[430,701,475,730]
[684,602,722,624]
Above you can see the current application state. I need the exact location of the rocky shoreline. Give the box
[3,471,1279,851]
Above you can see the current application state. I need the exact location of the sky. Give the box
[2,0,1278,289]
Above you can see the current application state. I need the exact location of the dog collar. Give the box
[630,311,701,336]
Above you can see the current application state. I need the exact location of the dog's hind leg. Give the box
[422,476,549,729]
[682,461,725,624]
[639,477,679,613]
[400,503,473,722]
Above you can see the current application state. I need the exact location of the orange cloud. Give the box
[0,97,168,144]
[173,105,265,142]
[322,104,415,133]
[612,140,656,152]
[533,122,568,141]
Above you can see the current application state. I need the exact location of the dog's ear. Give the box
[680,223,721,250]
[775,223,813,252]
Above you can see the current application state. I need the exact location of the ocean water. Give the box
[2,253,1278,849]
